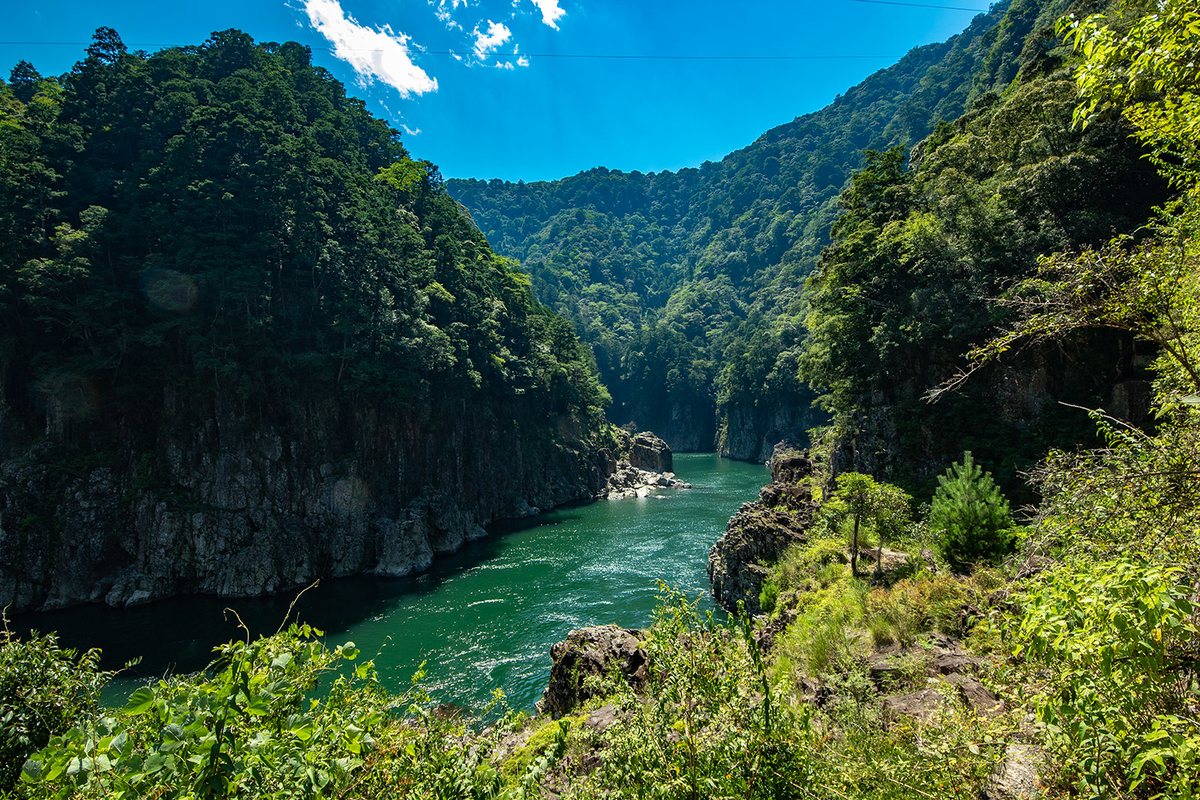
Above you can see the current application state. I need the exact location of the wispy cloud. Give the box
[472,20,512,60]
[431,0,469,30]
[303,0,437,97]
[527,0,566,29]
[517,55,530,67]
[402,124,422,136]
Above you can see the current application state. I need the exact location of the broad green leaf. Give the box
[124,686,156,715]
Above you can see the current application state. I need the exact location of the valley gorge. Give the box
[4,0,1200,795]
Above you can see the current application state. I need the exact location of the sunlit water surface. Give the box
[16,454,766,712]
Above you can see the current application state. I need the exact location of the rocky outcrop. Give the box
[0,387,618,612]
[600,431,689,499]
[707,447,819,613]
[627,431,672,473]
[602,463,690,500]
[537,625,649,718]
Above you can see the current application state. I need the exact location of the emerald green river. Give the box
[18,454,766,712]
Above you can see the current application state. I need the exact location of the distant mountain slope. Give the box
[448,0,1068,456]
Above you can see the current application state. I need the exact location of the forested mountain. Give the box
[448,0,1086,458]
[0,30,614,611]
[800,68,1165,498]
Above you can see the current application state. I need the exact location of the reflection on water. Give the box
[11,454,766,712]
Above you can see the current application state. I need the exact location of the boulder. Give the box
[584,703,621,732]
[538,625,650,718]
[628,431,672,473]
[867,653,907,690]
[929,650,981,676]
[943,672,1004,716]
[982,742,1044,800]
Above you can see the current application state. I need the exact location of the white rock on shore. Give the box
[600,461,691,500]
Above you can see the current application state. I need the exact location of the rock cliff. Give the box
[717,382,826,464]
[0,386,618,612]
[707,446,819,613]
[626,431,672,473]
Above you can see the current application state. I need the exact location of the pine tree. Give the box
[929,451,1012,571]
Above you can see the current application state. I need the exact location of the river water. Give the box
[15,454,766,712]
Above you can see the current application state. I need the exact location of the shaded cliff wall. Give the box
[0,378,617,612]
[827,332,1155,502]
[718,381,826,464]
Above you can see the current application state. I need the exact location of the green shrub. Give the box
[929,452,1013,572]
[866,575,970,643]
[0,630,108,792]
[779,583,868,675]
[16,624,515,799]
[1019,559,1200,799]
[759,579,780,614]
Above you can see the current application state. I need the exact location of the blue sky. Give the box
[2,0,992,182]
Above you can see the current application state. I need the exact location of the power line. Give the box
[0,43,931,61]
[848,0,992,10]
[425,51,897,60]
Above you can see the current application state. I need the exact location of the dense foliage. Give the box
[0,630,108,793]
[6,588,1014,800]
[4,0,1200,797]
[798,5,1167,496]
[964,0,1200,792]
[0,29,608,429]
[448,0,1059,452]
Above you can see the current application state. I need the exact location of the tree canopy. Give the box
[0,29,609,435]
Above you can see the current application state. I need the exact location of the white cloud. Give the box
[432,0,468,30]
[304,0,437,97]
[472,20,512,60]
[517,55,530,67]
[527,0,566,29]
[495,61,514,70]
[402,124,422,135]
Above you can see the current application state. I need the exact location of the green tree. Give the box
[928,452,1012,571]
[869,482,912,581]
[1062,0,1200,195]
[832,472,912,576]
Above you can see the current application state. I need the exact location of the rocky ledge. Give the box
[707,444,818,613]
[600,431,691,499]
[537,625,649,718]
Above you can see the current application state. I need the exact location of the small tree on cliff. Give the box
[929,451,1012,572]
[869,482,912,581]
[833,473,911,576]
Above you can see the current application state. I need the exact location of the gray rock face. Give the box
[0,388,616,612]
[707,449,818,613]
[627,431,672,473]
[537,625,649,718]
[718,387,827,464]
[600,431,688,499]
[882,687,948,725]
[619,398,715,454]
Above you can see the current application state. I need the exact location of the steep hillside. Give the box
[799,20,1167,499]
[0,30,616,611]
[447,0,1082,457]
